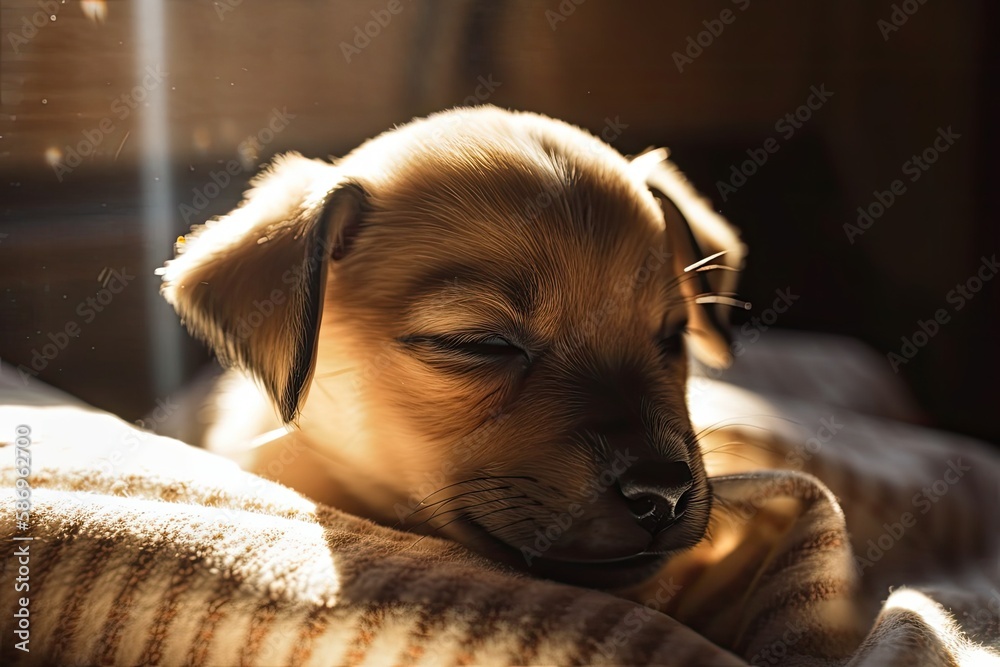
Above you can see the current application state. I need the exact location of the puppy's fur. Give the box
[161,107,744,590]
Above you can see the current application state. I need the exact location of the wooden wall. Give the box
[1,0,995,439]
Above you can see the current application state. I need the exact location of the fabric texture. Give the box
[1,333,998,666]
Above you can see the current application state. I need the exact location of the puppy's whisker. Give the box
[399,486,515,526]
[397,476,539,528]
[469,503,533,523]
[664,266,740,293]
[405,485,513,515]
[701,449,762,466]
[427,494,534,523]
[700,439,781,457]
[668,290,737,300]
[694,295,751,309]
[684,249,730,272]
[404,494,529,532]
[404,504,530,551]
[442,503,530,532]
[708,496,737,520]
[692,264,740,274]
[710,495,770,526]
[407,475,538,509]
[664,292,749,310]
[663,271,710,294]
[490,516,536,535]
[165,107,749,588]
[693,414,803,440]
[702,511,730,545]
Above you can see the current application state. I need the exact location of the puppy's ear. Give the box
[160,152,366,422]
[632,149,747,368]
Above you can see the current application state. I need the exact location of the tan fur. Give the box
[161,106,745,591]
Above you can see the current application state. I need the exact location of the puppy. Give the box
[160,106,745,591]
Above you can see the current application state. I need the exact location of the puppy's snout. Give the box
[617,461,693,535]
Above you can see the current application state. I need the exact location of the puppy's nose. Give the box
[617,461,693,535]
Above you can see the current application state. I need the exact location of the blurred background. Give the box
[1,0,997,441]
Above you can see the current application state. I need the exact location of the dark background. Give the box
[1,0,997,442]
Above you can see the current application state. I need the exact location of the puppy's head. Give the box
[162,107,745,590]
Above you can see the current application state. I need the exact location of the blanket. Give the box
[1,334,999,666]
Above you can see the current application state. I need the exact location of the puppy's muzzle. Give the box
[617,460,693,535]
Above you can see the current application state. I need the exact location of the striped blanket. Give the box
[2,333,999,666]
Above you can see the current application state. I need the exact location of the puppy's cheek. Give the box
[366,366,502,449]
[392,355,524,415]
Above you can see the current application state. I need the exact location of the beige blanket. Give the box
[1,334,999,666]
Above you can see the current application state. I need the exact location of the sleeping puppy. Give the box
[160,106,745,591]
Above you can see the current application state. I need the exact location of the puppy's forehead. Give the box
[335,108,675,329]
[354,110,665,262]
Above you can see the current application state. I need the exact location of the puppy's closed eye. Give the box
[401,333,530,363]
[163,106,747,591]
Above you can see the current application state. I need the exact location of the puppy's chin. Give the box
[439,506,710,591]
